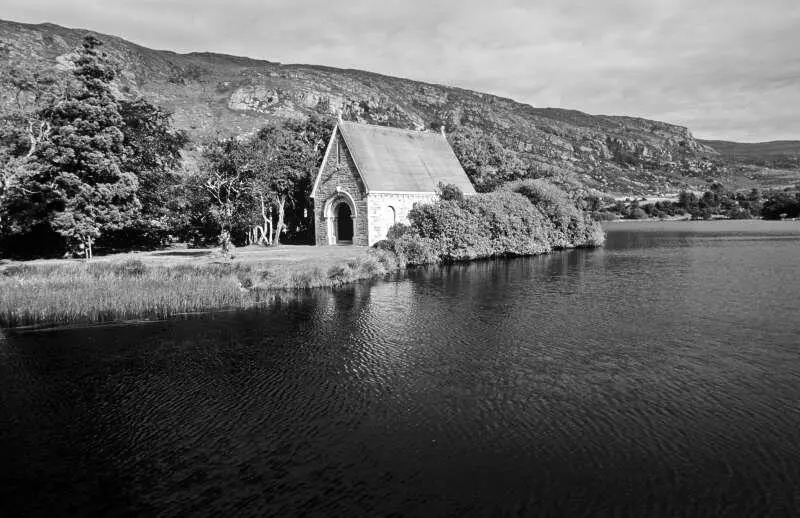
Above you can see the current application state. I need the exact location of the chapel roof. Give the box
[335,121,476,194]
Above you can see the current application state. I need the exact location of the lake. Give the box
[2,220,799,517]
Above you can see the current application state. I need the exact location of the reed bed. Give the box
[0,250,400,328]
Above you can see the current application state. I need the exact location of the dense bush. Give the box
[506,179,605,248]
[386,222,411,241]
[762,192,800,220]
[593,211,620,221]
[380,180,604,265]
[437,182,465,202]
[391,234,441,265]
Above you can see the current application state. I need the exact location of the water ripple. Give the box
[2,222,800,516]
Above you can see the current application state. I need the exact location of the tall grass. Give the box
[0,251,401,328]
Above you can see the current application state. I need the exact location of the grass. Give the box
[0,246,401,328]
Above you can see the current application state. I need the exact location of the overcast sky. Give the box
[5,0,799,142]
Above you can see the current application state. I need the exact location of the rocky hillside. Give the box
[2,19,797,196]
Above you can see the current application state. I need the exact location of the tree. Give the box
[278,116,334,242]
[185,116,330,247]
[762,192,800,220]
[7,35,140,258]
[253,125,317,245]
[236,137,280,245]
[198,138,249,236]
[583,195,602,212]
[0,44,66,239]
[677,190,700,217]
[2,35,189,258]
[448,126,526,192]
[107,98,190,248]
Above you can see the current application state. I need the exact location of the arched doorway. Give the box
[323,191,358,245]
[335,202,353,243]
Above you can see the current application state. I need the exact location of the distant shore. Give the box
[603,216,800,223]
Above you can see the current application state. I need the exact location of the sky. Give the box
[4,0,800,142]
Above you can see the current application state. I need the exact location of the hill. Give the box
[700,140,800,168]
[2,18,798,196]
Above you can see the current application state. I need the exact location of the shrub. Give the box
[217,230,235,259]
[356,255,385,276]
[459,191,553,256]
[505,179,598,247]
[408,199,488,260]
[437,182,464,202]
[385,179,604,264]
[582,224,607,248]
[1,265,32,277]
[235,270,254,289]
[116,259,148,277]
[508,179,574,224]
[327,263,353,282]
[373,239,395,252]
[369,248,401,270]
[592,211,619,222]
[391,234,440,265]
[386,222,411,241]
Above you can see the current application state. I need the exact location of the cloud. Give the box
[4,0,799,141]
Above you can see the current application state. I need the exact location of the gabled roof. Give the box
[314,120,476,196]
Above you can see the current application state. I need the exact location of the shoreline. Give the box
[0,242,603,329]
[0,246,402,329]
[10,217,798,330]
[603,216,800,223]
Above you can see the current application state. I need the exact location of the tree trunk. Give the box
[259,192,273,246]
[224,201,233,234]
[252,225,269,245]
[83,235,94,260]
[273,196,286,246]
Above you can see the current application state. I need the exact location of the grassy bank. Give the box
[0,248,400,328]
[1,181,606,328]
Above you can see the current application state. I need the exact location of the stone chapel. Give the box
[310,119,475,246]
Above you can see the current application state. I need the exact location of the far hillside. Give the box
[1,18,799,196]
[700,140,800,169]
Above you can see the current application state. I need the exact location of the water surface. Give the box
[2,220,800,516]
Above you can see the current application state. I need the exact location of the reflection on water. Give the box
[1,221,800,516]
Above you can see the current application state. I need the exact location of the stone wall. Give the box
[365,193,437,245]
[313,131,369,246]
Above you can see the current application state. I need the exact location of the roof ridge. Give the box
[339,120,440,136]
